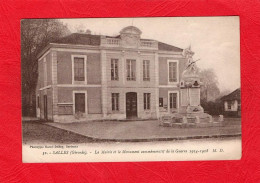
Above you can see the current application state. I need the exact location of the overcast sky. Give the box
[60,17,240,92]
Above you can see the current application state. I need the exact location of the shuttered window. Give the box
[74,57,85,81]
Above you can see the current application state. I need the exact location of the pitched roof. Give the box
[221,88,241,101]
[158,42,183,52]
[53,33,101,46]
[52,33,183,52]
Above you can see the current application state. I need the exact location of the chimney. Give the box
[86,29,91,35]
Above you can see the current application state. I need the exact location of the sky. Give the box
[60,17,240,92]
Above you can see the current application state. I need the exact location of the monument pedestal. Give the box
[160,46,223,128]
[169,86,221,127]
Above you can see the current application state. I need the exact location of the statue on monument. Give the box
[159,46,223,127]
[182,46,200,78]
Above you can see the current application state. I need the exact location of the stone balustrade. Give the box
[140,40,158,49]
[106,38,121,46]
[100,36,158,49]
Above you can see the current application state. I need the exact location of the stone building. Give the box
[36,26,188,122]
[221,88,241,117]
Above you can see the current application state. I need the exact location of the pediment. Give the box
[120,26,142,47]
[120,26,142,36]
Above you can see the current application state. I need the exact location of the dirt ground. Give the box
[22,121,94,144]
[22,118,241,144]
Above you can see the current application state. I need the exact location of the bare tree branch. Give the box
[21,19,70,116]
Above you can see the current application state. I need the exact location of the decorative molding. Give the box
[50,43,100,50]
[43,57,47,87]
[159,85,178,88]
[158,54,183,58]
[121,53,125,85]
[168,90,179,113]
[106,51,123,54]
[57,84,101,87]
[101,50,108,117]
[39,85,51,91]
[167,59,179,85]
[51,51,58,85]
[71,54,87,85]
[57,103,73,105]
[108,86,158,88]
[52,51,58,116]
[52,48,100,53]
[46,84,181,89]
[158,50,183,55]
[73,90,88,114]
[140,53,155,56]
[102,46,157,53]
[154,52,160,118]
[38,50,50,61]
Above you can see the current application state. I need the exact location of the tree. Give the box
[199,68,220,102]
[21,19,70,116]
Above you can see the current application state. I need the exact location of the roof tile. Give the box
[52,33,183,52]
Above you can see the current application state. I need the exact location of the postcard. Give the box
[21,17,241,162]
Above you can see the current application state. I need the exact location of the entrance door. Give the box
[43,95,48,120]
[126,92,137,118]
[75,93,86,113]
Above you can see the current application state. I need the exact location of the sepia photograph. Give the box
[21,17,241,162]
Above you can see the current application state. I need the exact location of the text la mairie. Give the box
[36,26,194,122]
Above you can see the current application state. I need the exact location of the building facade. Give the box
[221,88,241,117]
[36,26,188,122]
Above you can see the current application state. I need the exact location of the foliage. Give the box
[21,19,70,116]
[198,68,223,115]
[201,100,223,115]
[199,68,220,102]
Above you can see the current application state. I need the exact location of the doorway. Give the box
[126,92,137,118]
[75,93,86,113]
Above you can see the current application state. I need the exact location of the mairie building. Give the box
[36,26,188,122]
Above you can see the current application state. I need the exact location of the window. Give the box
[228,101,232,109]
[75,93,86,113]
[111,59,119,80]
[144,93,151,110]
[143,60,150,81]
[168,61,178,83]
[112,93,119,111]
[126,59,136,81]
[169,93,177,109]
[159,98,163,107]
[74,57,85,81]
[43,58,47,86]
[72,55,87,83]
